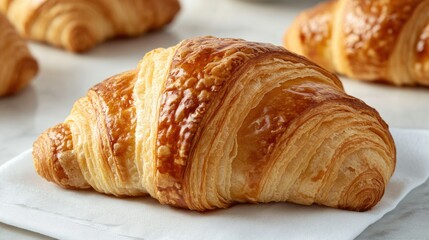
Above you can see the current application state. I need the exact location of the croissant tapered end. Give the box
[0,56,38,96]
[338,170,386,212]
[33,123,89,189]
[150,0,181,29]
[0,0,180,52]
[65,26,96,53]
[10,56,38,93]
[284,0,429,86]
[283,0,336,73]
[0,13,38,96]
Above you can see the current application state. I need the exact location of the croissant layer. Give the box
[0,0,180,52]
[284,0,429,86]
[33,36,396,211]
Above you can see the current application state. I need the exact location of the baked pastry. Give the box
[0,0,180,52]
[0,13,38,96]
[284,0,429,86]
[33,36,396,211]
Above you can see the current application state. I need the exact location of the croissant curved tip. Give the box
[33,124,88,189]
[0,56,38,97]
[65,25,96,53]
[150,0,181,30]
[33,130,57,185]
[338,170,386,212]
[18,55,38,82]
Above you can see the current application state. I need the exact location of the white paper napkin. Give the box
[1,128,429,240]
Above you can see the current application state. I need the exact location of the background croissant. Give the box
[33,36,396,212]
[284,0,429,86]
[0,13,38,96]
[0,0,180,52]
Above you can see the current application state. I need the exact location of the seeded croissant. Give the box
[0,0,180,52]
[33,36,396,211]
[284,0,429,86]
[0,13,37,96]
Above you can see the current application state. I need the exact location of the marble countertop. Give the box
[1,0,428,239]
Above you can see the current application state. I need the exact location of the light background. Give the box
[1,0,428,239]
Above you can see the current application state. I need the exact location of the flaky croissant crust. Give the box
[33,36,396,211]
[285,0,429,86]
[0,13,38,96]
[0,0,180,52]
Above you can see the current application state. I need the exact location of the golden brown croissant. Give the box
[284,0,429,86]
[0,13,38,96]
[0,0,180,52]
[33,36,396,211]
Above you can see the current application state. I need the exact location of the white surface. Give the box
[0,129,429,240]
[1,0,429,239]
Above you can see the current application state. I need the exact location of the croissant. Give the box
[0,13,38,96]
[284,0,429,86]
[33,36,396,211]
[0,0,180,52]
